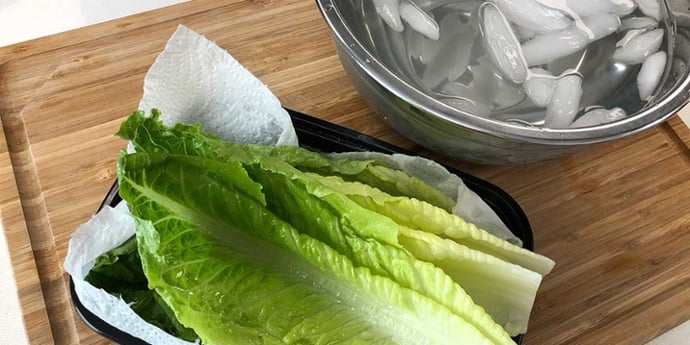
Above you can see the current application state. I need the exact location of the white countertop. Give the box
[0,0,187,47]
[0,1,688,344]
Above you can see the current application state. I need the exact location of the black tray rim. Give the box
[70,108,529,344]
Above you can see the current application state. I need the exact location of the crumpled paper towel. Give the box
[64,25,518,344]
[64,204,193,345]
[139,25,297,146]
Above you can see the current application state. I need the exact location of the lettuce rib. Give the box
[397,227,542,336]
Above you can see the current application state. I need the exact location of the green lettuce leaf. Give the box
[118,152,496,345]
[309,174,547,335]
[118,111,515,344]
[85,237,146,292]
[117,110,455,211]
[244,160,515,345]
[85,237,198,341]
[118,110,521,244]
[309,174,555,276]
[284,156,457,212]
[397,227,542,336]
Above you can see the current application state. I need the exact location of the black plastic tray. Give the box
[71,108,530,344]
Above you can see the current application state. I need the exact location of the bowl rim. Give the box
[316,0,690,145]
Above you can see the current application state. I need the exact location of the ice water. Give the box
[365,0,674,127]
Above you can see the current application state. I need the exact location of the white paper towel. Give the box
[139,25,297,146]
[64,204,194,345]
[64,25,520,344]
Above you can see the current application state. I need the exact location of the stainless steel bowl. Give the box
[316,0,690,164]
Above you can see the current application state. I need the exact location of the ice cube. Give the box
[524,68,557,106]
[554,0,636,16]
[612,28,664,64]
[545,0,623,17]
[514,25,537,42]
[472,56,527,111]
[521,27,589,66]
[616,28,650,48]
[480,3,529,83]
[608,0,637,15]
[469,59,500,108]
[421,29,476,89]
[374,0,404,32]
[544,73,583,128]
[493,77,528,110]
[522,14,620,66]
[448,30,477,81]
[535,1,621,39]
[635,0,662,21]
[637,51,667,101]
[620,16,658,31]
[571,107,627,127]
[491,0,572,33]
[400,1,440,40]
[419,12,467,64]
[582,14,622,41]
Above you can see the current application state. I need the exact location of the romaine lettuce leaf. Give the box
[118,110,520,244]
[291,158,457,212]
[85,236,146,292]
[325,151,521,245]
[117,110,454,211]
[85,237,198,341]
[118,112,515,345]
[397,227,542,336]
[309,174,555,276]
[118,152,497,345]
[244,160,515,345]
[309,174,548,335]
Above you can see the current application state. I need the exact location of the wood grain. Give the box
[0,85,52,344]
[0,1,689,344]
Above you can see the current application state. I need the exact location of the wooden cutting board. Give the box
[1,1,689,344]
